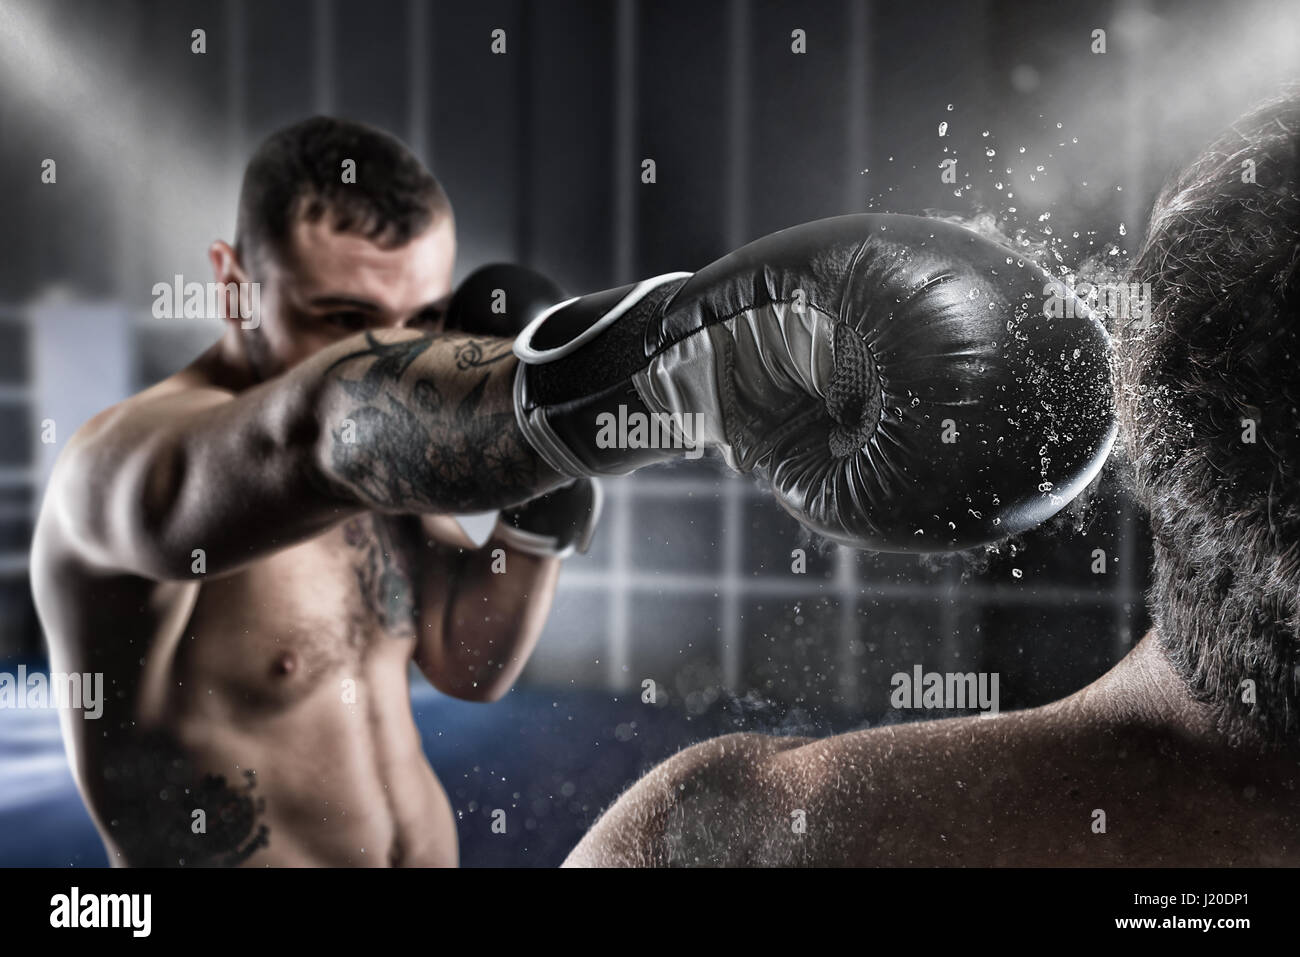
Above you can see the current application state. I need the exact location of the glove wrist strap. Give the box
[491,520,578,559]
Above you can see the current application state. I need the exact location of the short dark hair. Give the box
[234,116,450,270]
[1117,88,1300,744]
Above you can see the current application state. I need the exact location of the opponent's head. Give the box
[211,116,454,379]
[1117,88,1300,744]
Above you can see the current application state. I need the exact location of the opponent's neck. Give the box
[1071,630,1300,765]
[1067,630,1223,739]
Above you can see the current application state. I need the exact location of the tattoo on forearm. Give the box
[323,333,436,401]
[321,332,539,512]
[453,338,512,370]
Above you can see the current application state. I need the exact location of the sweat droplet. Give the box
[939,122,948,136]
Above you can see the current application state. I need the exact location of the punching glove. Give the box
[492,477,602,558]
[512,213,1115,552]
[445,264,603,557]
[444,263,570,338]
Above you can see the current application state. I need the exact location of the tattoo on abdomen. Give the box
[101,733,269,867]
[323,333,537,512]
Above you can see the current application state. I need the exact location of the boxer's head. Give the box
[211,116,454,380]
[1117,88,1300,744]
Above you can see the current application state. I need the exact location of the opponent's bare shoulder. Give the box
[562,731,815,867]
[563,710,1061,867]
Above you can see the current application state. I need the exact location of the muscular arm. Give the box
[46,328,564,581]
[403,515,562,701]
[315,330,560,514]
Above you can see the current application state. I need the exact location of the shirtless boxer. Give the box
[564,90,1300,867]
[29,117,593,866]
[32,115,1119,868]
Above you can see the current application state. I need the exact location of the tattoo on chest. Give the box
[343,515,419,639]
[321,333,537,513]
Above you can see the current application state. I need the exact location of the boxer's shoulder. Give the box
[38,352,240,553]
[52,360,235,487]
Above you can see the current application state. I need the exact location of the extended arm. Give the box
[47,328,564,581]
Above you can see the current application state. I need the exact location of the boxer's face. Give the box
[238,213,456,380]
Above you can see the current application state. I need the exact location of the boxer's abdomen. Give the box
[86,517,454,867]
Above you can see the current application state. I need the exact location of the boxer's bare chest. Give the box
[174,514,430,708]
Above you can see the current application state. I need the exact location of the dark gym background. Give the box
[0,0,1295,865]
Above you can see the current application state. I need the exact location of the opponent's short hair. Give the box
[234,116,450,270]
[1117,87,1300,744]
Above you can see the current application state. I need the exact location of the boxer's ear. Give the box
[208,240,245,285]
[208,240,257,330]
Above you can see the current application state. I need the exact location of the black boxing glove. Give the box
[444,263,570,339]
[512,213,1115,552]
[447,264,602,556]
[494,478,603,558]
